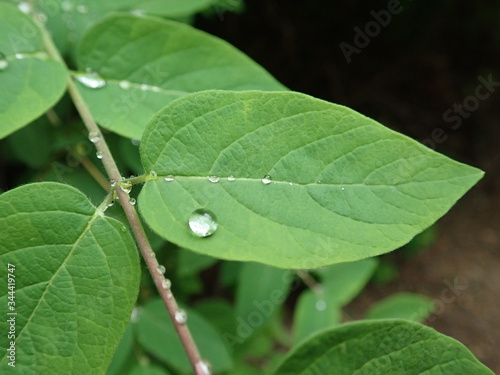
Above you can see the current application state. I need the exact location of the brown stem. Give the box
[37,15,205,374]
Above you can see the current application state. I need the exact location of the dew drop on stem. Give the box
[196,360,212,375]
[129,197,136,206]
[156,265,166,275]
[88,131,101,143]
[174,309,187,324]
[262,175,272,185]
[188,209,218,238]
[96,151,104,159]
[161,278,171,290]
[227,175,236,182]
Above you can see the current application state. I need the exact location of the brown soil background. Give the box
[197,0,500,372]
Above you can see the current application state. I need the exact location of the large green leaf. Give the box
[138,90,483,269]
[0,3,67,139]
[0,182,140,374]
[74,14,286,139]
[273,320,494,375]
[136,298,232,374]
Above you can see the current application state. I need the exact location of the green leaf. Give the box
[0,3,67,139]
[138,90,483,269]
[364,293,435,322]
[316,258,378,306]
[107,323,135,375]
[131,0,213,18]
[130,363,172,375]
[75,14,286,139]
[292,289,341,345]
[273,320,494,375]
[177,249,217,277]
[136,298,232,374]
[0,182,140,373]
[235,263,292,339]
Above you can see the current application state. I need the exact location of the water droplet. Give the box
[88,131,101,143]
[107,200,115,208]
[208,175,220,183]
[17,2,31,14]
[131,139,140,146]
[315,300,327,312]
[129,197,136,206]
[150,170,158,178]
[156,265,166,275]
[140,84,149,91]
[76,4,88,14]
[14,53,26,60]
[317,181,322,184]
[161,279,171,289]
[262,175,272,185]
[164,175,175,182]
[119,80,131,90]
[341,187,345,191]
[120,180,133,194]
[175,309,187,324]
[96,151,104,159]
[36,12,47,23]
[227,175,236,182]
[196,360,212,375]
[61,1,73,12]
[289,181,294,185]
[130,307,140,322]
[110,179,117,187]
[75,70,106,89]
[151,86,161,92]
[0,53,8,71]
[188,209,218,238]
[121,225,128,232]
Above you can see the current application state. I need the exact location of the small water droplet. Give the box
[161,279,171,289]
[156,265,166,275]
[120,180,133,194]
[110,179,117,187]
[107,200,115,207]
[317,180,322,184]
[188,209,218,238]
[150,170,158,178]
[151,86,161,92]
[262,175,272,185]
[164,175,175,182]
[208,175,220,183]
[36,12,47,23]
[0,53,8,71]
[129,197,136,206]
[121,225,128,232]
[119,80,131,90]
[96,151,104,159]
[76,4,88,14]
[175,309,187,324]
[227,175,236,182]
[131,139,140,146]
[130,307,140,322]
[140,84,149,91]
[14,53,26,59]
[17,2,31,14]
[61,1,73,12]
[289,181,294,185]
[75,70,106,89]
[316,300,327,312]
[341,187,345,191]
[88,131,101,143]
[196,360,212,375]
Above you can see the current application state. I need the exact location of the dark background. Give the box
[197,0,500,371]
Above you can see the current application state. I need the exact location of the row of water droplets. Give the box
[74,68,162,92]
[0,51,49,71]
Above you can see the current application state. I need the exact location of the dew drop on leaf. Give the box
[75,70,106,89]
[174,309,187,324]
[164,175,175,182]
[227,175,236,182]
[119,80,131,90]
[188,209,218,238]
[262,175,272,185]
[61,1,73,12]
[0,53,8,71]
[315,300,327,312]
[76,4,88,14]
[150,170,158,178]
[17,2,31,14]
[156,265,166,275]
[208,175,220,183]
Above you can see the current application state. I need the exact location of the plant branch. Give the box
[296,270,323,294]
[36,16,206,375]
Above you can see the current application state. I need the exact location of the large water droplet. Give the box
[208,175,220,183]
[164,175,175,182]
[0,53,8,71]
[262,175,272,185]
[88,131,101,143]
[188,209,218,238]
[17,2,31,14]
[175,309,187,324]
[196,360,212,375]
[156,265,166,275]
[120,180,133,194]
[75,70,106,89]
[227,175,236,182]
